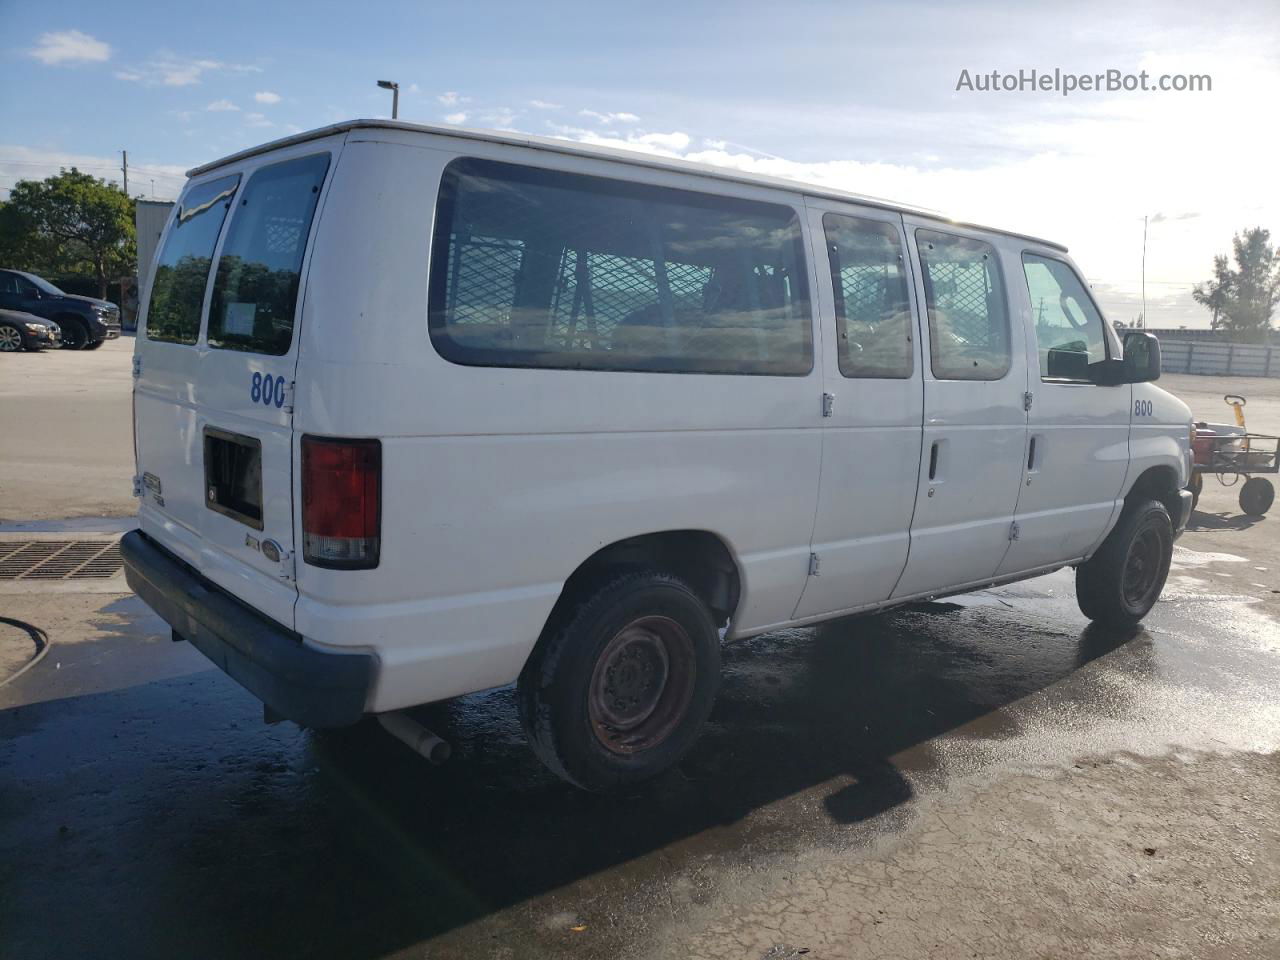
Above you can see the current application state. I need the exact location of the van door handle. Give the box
[928,441,939,481]
[1027,436,1037,471]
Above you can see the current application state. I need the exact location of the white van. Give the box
[123,120,1193,791]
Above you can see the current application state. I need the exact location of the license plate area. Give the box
[204,427,264,530]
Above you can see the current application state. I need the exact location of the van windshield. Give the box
[207,153,330,356]
[145,174,239,345]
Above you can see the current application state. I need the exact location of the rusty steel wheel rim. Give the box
[588,615,696,755]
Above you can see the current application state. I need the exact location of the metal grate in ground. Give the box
[0,539,123,580]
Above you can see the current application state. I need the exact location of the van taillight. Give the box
[302,436,381,569]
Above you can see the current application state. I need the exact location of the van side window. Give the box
[823,214,913,378]
[145,175,239,345]
[916,230,1011,381]
[208,154,330,356]
[1022,253,1108,381]
[429,158,812,375]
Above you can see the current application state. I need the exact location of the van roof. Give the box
[187,119,1068,253]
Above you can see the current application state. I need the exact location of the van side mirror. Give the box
[1122,331,1161,383]
[1087,357,1127,386]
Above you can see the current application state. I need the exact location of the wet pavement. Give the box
[2,504,1278,958]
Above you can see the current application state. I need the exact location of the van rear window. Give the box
[428,158,812,375]
[145,174,239,345]
[208,153,329,356]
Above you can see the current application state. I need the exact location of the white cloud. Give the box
[579,109,640,125]
[206,99,239,112]
[29,30,111,66]
[553,127,692,155]
[547,53,1279,333]
[479,108,518,129]
[529,99,562,110]
[253,91,281,105]
[437,91,470,107]
[0,145,187,199]
[632,131,691,152]
[444,112,468,125]
[244,113,273,128]
[115,54,261,87]
[407,83,421,95]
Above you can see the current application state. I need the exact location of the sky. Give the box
[1,0,1277,329]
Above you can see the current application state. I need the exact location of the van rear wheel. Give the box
[517,570,720,792]
[1076,499,1173,628]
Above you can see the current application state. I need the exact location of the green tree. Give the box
[4,168,136,298]
[1193,227,1279,343]
[0,199,49,269]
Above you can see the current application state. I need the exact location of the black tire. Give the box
[1187,472,1203,513]
[0,322,24,353]
[83,338,105,350]
[1240,477,1274,517]
[517,570,721,792]
[1076,499,1173,627]
[60,319,89,350]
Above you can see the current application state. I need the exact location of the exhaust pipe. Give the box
[377,711,452,765]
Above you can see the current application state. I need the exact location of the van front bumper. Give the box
[121,530,374,728]
[1174,488,1194,537]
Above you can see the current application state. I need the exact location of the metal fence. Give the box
[1158,339,1280,378]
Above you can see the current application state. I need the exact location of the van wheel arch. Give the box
[543,530,742,639]
[1125,465,1181,522]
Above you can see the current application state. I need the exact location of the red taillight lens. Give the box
[302,436,381,569]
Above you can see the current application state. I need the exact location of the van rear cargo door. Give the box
[133,149,334,629]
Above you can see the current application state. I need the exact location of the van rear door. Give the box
[134,146,334,628]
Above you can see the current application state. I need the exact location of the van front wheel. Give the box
[1076,499,1173,627]
[517,570,721,792]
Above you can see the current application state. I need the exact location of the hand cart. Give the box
[1187,394,1278,517]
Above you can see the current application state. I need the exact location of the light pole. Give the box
[377,80,400,120]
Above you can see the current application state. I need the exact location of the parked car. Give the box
[0,308,61,352]
[122,120,1193,792]
[0,269,121,349]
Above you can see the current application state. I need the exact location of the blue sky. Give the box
[2,0,1278,327]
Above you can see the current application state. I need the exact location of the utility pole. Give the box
[121,150,129,196]
[1141,214,1147,328]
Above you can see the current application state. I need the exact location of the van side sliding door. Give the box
[791,200,924,620]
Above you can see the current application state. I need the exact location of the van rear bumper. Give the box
[121,530,374,728]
